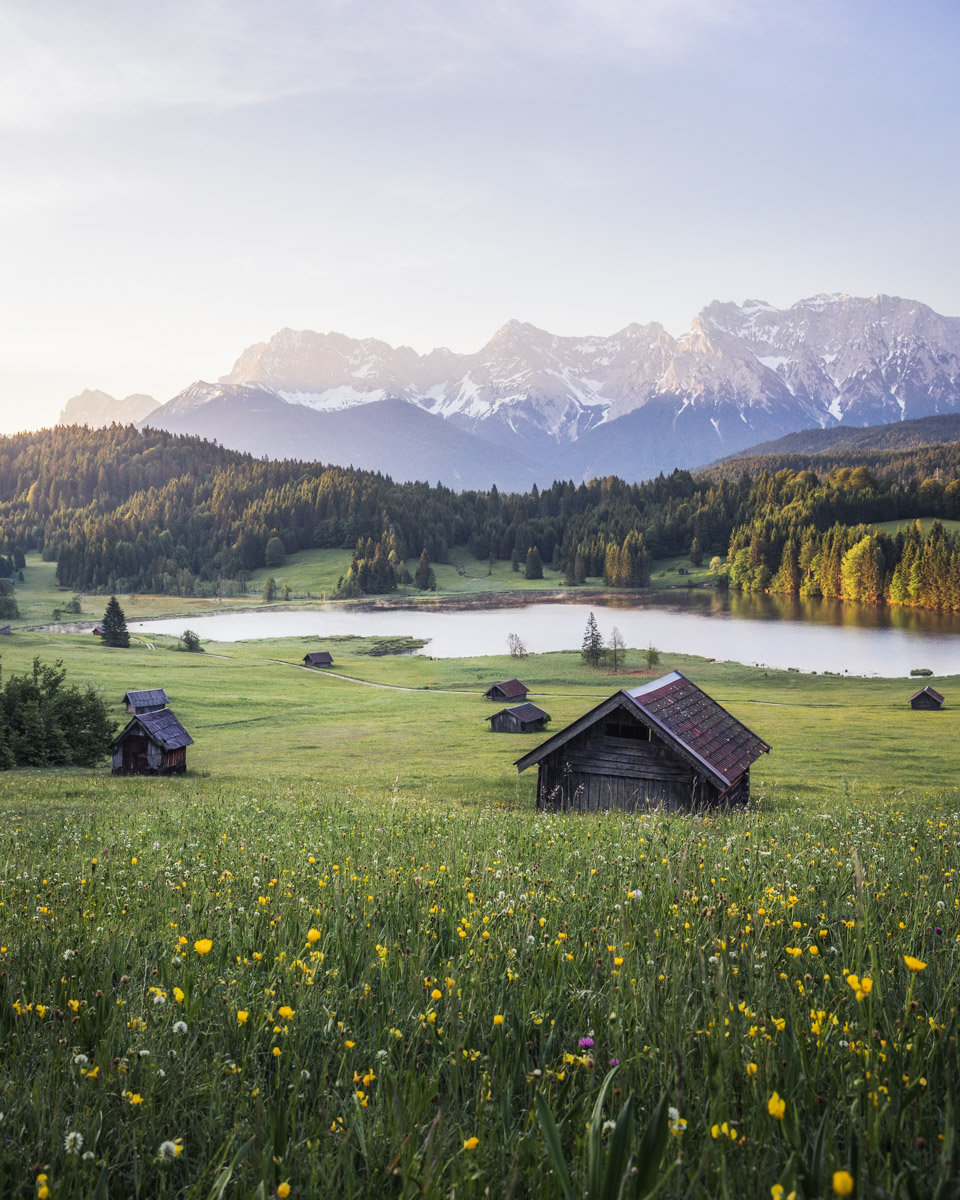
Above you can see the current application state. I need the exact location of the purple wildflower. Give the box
[579,1037,594,1049]
[609,1057,620,1066]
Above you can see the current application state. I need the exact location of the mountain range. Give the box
[65,293,960,489]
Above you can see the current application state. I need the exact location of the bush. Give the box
[0,658,115,768]
[910,668,933,676]
[179,629,203,653]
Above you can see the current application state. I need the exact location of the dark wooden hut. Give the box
[486,702,551,734]
[110,709,193,776]
[0,625,10,635]
[92,625,105,637]
[910,685,944,710]
[123,688,169,715]
[303,651,334,667]
[484,678,529,702]
[516,670,769,812]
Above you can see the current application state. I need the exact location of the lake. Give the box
[131,590,960,677]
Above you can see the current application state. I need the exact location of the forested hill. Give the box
[717,412,960,473]
[3,424,960,609]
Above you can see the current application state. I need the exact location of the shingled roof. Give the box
[516,671,769,789]
[111,709,194,752]
[910,684,944,704]
[485,678,529,699]
[123,688,169,709]
[486,702,550,724]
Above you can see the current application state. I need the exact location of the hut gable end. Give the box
[517,672,769,813]
[910,685,944,709]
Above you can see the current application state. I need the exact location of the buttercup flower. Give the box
[833,1170,854,1196]
[904,955,927,973]
[194,939,213,955]
[767,1092,786,1120]
[463,1136,479,1150]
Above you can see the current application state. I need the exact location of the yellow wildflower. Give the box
[194,939,213,955]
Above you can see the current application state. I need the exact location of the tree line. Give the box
[2,425,960,608]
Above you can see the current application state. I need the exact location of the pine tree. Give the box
[415,550,436,591]
[581,612,604,667]
[525,546,543,580]
[101,596,130,648]
[263,576,276,603]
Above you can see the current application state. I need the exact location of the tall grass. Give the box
[0,775,957,1197]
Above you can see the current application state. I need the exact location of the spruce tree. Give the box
[581,611,604,667]
[415,550,436,591]
[525,546,543,580]
[101,596,130,648]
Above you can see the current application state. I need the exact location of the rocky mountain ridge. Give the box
[138,293,960,488]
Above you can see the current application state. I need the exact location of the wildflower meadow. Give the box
[0,773,957,1198]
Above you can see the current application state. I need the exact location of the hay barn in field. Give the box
[123,688,169,715]
[303,651,334,667]
[516,671,769,812]
[486,702,550,734]
[484,678,529,702]
[910,685,944,710]
[110,709,194,776]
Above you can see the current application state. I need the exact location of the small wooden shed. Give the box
[487,702,551,734]
[910,685,944,710]
[484,678,529,702]
[123,688,169,715]
[0,625,10,635]
[110,709,194,776]
[303,651,334,668]
[516,671,769,812]
[92,625,105,637]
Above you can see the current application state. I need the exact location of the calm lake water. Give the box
[131,591,960,677]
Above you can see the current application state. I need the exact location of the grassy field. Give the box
[1,630,959,1196]
[873,517,960,536]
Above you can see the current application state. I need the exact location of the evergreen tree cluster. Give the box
[3,426,960,605]
[0,658,115,769]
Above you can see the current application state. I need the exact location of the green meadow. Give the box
[1,622,958,1197]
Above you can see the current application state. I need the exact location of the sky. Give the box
[1,0,959,433]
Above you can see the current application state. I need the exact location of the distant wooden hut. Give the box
[677,567,689,576]
[110,709,193,776]
[0,625,10,635]
[487,702,551,734]
[123,688,169,715]
[303,651,334,668]
[92,626,105,637]
[516,671,769,812]
[910,685,944,710]
[484,678,529,702]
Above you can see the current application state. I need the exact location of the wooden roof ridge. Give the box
[123,688,169,706]
[486,702,550,723]
[515,671,769,789]
[911,684,944,702]
[110,708,194,752]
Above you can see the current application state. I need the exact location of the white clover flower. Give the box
[73,1054,89,1066]
[138,1049,150,1057]
[63,948,76,961]
[602,1119,616,1134]
[668,1106,679,1122]
[65,1130,84,1155]
[153,994,166,1006]
[82,1151,95,1162]
[173,1021,188,1035]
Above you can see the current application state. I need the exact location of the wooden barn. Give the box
[910,685,944,710]
[123,688,169,715]
[516,671,769,812]
[484,678,529,702]
[303,651,334,668]
[486,702,551,734]
[110,709,194,776]
[91,625,105,637]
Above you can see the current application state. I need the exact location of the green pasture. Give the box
[1,626,960,1196]
[872,516,960,536]
[0,626,956,802]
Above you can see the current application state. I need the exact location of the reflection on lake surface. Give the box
[131,590,960,677]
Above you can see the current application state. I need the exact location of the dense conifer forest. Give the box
[2,424,960,608]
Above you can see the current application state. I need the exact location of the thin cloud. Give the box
[0,0,780,130]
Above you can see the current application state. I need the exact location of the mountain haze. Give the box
[139,294,960,487]
[59,389,158,428]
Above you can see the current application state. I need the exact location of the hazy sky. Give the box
[2,0,958,433]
